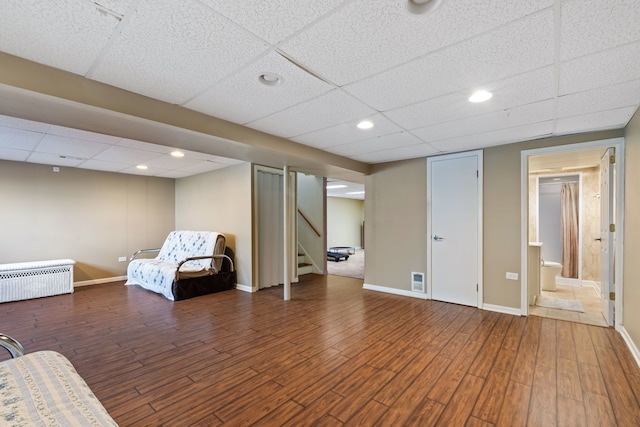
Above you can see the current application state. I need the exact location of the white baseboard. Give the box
[74,276,127,287]
[483,303,522,316]
[619,326,640,369]
[556,277,581,287]
[235,284,254,293]
[362,283,428,300]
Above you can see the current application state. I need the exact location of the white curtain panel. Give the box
[257,170,284,289]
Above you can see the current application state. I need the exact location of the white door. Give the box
[427,152,482,307]
[256,169,284,289]
[600,148,615,325]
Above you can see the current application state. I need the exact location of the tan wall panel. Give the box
[0,160,175,281]
[364,158,427,288]
[624,110,640,348]
[327,197,364,249]
[175,163,253,288]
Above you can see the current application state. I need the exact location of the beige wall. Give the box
[0,160,175,281]
[365,158,427,288]
[364,130,624,310]
[327,197,364,249]
[624,109,640,349]
[175,162,252,288]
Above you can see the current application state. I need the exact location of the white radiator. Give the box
[0,259,75,303]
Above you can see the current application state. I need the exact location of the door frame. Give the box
[253,165,298,294]
[426,150,483,309]
[520,137,625,330]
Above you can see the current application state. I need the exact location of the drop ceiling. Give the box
[0,0,639,179]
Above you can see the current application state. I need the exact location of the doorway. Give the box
[521,138,624,328]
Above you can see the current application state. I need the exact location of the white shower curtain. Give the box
[257,170,284,289]
[561,183,579,278]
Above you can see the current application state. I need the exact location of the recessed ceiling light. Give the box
[406,0,443,15]
[326,184,348,189]
[469,90,493,103]
[258,73,283,86]
[171,150,184,158]
[136,165,148,170]
[346,191,365,195]
[357,120,374,130]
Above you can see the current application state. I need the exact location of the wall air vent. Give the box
[411,272,425,293]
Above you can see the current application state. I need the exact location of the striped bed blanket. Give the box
[0,350,117,426]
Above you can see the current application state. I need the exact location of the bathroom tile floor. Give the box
[529,283,608,327]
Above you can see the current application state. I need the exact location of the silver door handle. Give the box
[433,235,445,241]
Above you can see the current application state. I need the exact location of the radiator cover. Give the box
[0,259,75,303]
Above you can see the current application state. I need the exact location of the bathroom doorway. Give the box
[520,138,624,328]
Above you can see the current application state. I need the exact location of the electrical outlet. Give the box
[506,272,519,280]
[118,256,127,262]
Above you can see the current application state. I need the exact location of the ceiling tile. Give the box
[326,131,423,157]
[280,0,552,85]
[0,127,44,150]
[554,107,636,135]
[0,0,125,75]
[557,79,640,118]
[181,151,245,165]
[27,152,85,167]
[344,10,554,111]
[413,99,554,142]
[185,51,334,124]
[92,145,162,163]
[0,147,30,162]
[385,67,555,130]
[119,165,170,176]
[35,134,111,159]
[560,0,640,61]
[92,0,132,16]
[246,89,375,138]
[156,170,194,179]
[560,41,640,95]
[293,113,404,149]
[90,0,269,104]
[349,142,440,164]
[143,154,201,169]
[0,114,51,132]
[77,159,129,173]
[430,121,554,152]
[199,0,346,44]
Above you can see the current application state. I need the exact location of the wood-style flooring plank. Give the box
[471,367,511,424]
[495,380,531,427]
[557,396,587,427]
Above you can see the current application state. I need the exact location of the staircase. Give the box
[298,253,313,276]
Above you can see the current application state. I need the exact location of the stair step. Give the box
[298,263,313,275]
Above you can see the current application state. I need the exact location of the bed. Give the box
[125,231,236,301]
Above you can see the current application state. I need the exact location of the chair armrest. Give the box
[130,248,161,261]
[175,254,234,281]
[0,333,26,358]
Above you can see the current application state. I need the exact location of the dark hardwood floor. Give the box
[1,274,640,426]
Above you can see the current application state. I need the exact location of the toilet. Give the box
[541,260,562,291]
